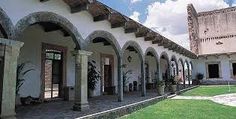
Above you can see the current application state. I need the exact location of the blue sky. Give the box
[98,0,164,22]
[98,0,236,49]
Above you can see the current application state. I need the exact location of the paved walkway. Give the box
[16,90,163,119]
[172,93,236,107]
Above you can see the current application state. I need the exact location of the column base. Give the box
[118,97,123,102]
[0,114,16,119]
[73,102,89,111]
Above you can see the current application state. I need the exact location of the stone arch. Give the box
[144,47,159,88]
[184,59,190,85]
[0,7,15,39]
[184,59,190,70]
[160,51,170,81]
[178,58,185,86]
[122,40,146,96]
[160,51,170,66]
[122,40,144,60]
[170,55,178,76]
[15,11,83,49]
[178,58,184,68]
[189,61,193,70]
[144,47,159,63]
[85,30,122,56]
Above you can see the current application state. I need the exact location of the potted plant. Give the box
[195,73,204,85]
[123,70,132,93]
[156,80,165,95]
[16,62,34,105]
[169,76,177,93]
[88,60,100,97]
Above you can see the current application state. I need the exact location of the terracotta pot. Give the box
[157,85,165,95]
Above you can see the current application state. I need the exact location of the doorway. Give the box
[101,54,115,95]
[208,64,219,78]
[41,43,67,100]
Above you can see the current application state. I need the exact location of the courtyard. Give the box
[121,85,236,119]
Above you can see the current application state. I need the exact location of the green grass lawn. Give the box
[121,99,236,119]
[181,85,236,96]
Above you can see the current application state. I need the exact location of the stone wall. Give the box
[187,4,199,55]
[188,4,236,55]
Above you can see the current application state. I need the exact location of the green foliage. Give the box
[168,75,177,85]
[16,62,34,95]
[196,73,204,80]
[156,79,165,86]
[88,60,101,91]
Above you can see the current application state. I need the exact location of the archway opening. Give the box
[0,24,7,38]
[178,59,185,89]
[170,56,178,78]
[184,61,190,86]
[160,52,170,92]
[145,51,158,91]
[87,37,119,96]
[17,21,79,101]
[122,45,142,94]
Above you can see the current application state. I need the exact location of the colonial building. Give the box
[188,4,236,84]
[0,0,196,118]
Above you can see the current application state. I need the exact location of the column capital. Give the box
[72,50,92,56]
[0,38,24,48]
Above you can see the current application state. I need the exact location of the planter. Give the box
[171,85,177,93]
[157,85,165,95]
[192,80,200,85]
[15,94,21,106]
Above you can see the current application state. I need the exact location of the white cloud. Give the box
[130,0,142,4]
[144,0,229,49]
[129,11,140,22]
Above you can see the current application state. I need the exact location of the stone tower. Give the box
[187,4,199,55]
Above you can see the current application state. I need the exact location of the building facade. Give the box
[188,4,236,82]
[0,0,196,118]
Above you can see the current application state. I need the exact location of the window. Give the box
[231,63,236,79]
[208,64,219,78]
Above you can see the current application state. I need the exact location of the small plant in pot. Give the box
[156,80,165,95]
[169,76,177,93]
[16,62,34,105]
[88,60,101,98]
[195,73,204,85]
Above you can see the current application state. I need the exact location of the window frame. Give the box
[205,61,221,79]
[230,60,236,79]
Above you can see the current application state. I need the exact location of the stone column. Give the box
[183,66,186,88]
[187,66,191,86]
[158,60,163,81]
[73,50,92,111]
[117,55,123,102]
[0,38,23,119]
[141,59,146,97]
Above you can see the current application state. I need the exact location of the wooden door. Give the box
[41,43,67,100]
[104,65,112,91]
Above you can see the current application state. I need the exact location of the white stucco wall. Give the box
[194,55,236,80]
[88,42,117,96]
[198,11,236,54]
[145,55,158,83]
[123,50,141,90]
[0,0,192,97]
[18,25,76,97]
